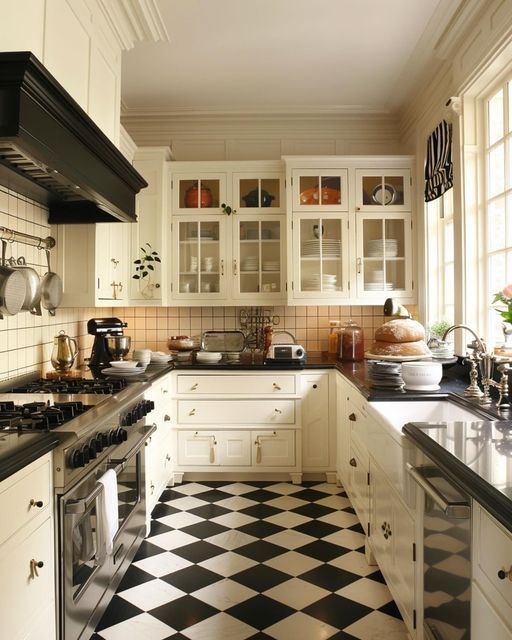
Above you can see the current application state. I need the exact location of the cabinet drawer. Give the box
[177,399,296,424]
[176,374,296,395]
[177,430,251,466]
[252,430,295,466]
[0,456,51,547]
[0,515,55,640]
[475,506,512,610]
[472,581,512,639]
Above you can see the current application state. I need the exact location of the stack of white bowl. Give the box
[150,351,172,365]
[366,269,394,291]
[133,349,152,366]
[201,256,214,272]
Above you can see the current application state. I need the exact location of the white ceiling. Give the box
[121,0,462,117]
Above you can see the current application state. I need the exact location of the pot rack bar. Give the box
[0,226,55,250]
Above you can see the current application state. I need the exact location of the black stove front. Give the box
[0,399,94,432]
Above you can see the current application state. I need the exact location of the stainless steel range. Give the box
[0,375,156,640]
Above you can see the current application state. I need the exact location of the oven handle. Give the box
[406,463,471,519]
[65,424,157,515]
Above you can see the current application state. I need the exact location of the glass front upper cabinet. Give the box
[233,172,285,213]
[355,169,411,211]
[233,216,285,299]
[356,213,412,297]
[292,213,350,299]
[173,217,227,298]
[291,169,349,212]
[171,173,227,213]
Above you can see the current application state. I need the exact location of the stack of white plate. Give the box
[242,256,258,271]
[102,364,147,377]
[365,282,394,291]
[195,351,222,363]
[301,239,341,258]
[262,261,279,271]
[150,351,172,365]
[302,273,338,291]
[367,239,398,257]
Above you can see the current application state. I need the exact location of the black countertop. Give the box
[0,431,59,483]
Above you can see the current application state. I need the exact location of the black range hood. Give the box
[0,52,147,223]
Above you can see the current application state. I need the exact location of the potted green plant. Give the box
[133,243,161,298]
[428,319,452,340]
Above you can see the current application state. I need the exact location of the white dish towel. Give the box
[97,468,119,555]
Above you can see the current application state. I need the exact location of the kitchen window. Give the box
[484,81,512,347]
[425,190,455,332]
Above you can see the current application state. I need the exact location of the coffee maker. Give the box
[88,317,127,368]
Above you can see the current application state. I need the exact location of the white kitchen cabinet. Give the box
[169,161,286,305]
[473,502,512,633]
[56,222,130,306]
[0,453,56,640]
[301,372,336,481]
[472,582,512,640]
[171,370,302,483]
[284,156,415,305]
[131,147,172,304]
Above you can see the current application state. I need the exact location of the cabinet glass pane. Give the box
[299,175,342,206]
[178,221,220,293]
[362,219,405,292]
[239,220,281,293]
[239,178,280,208]
[299,218,342,292]
[361,175,405,206]
[178,178,220,209]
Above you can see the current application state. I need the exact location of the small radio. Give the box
[266,344,306,361]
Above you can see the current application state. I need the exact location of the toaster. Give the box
[266,343,306,361]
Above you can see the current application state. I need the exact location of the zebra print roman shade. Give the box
[424,119,453,202]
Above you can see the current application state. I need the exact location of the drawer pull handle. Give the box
[349,457,357,467]
[189,409,196,416]
[254,432,278,463]
[29,499,43,508]
[163,389,168,394]
[30,559,44,578]
[348,413,356,422]
[274,408,282,414]
[273,383,281,390]
[166,454,171,462]
[497,567,512,581]
[164,414,171,421]
[150,482,155,494]
[191,383,198,390]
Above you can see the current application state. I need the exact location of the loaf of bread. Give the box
[374,319,425,343]
[369,340,431,357]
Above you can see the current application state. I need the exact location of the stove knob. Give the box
[88,439,97,459]
[118,428,128,442]
[101,432,112,447]
[124,412,134,426]
[81,445,90,465]
[148,400,155,412]
[131,409,139,424]
[70,449,85,468]
[110,429,121,445]
[137,404,144,420]
[95,434,104,453]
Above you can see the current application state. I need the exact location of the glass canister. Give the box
[328,320,341,354]
[339,319,364,361]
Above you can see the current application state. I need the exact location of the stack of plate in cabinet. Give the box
[367,238,398,257]
[366,360,404,389]
[302,273,338,291]
[241,256,258,271]
[301,239,341,258]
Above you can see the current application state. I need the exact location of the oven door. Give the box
[59,424,156,640]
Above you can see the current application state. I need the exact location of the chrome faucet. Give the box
[442,324,487,398]
[442,324,511,408]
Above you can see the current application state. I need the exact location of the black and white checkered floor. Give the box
[91,481,410,640]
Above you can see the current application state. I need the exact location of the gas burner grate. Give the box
[0,400,94,431]
[10,377,127,395]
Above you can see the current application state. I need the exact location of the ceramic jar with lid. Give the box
[339,319,364,361]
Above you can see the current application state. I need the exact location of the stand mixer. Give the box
[87,317,129,369]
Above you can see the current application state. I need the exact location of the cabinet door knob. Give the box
[312,384,317,389]
[497,567,512,580]
[29,499,43,508]
[30,559,44,578]
[233,259,238,276]
[166,454,171,462]
[348,413,356,421]
[164,414,171,421]
[349,457,357,467]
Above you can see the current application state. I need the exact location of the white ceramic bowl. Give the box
[109,360,139,369]
[401,361,443,390]
[133,349,152,364]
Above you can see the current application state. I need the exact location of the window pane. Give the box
[488,197,506,251]
[489,253,506,297]
[444,220,454,258]
[488,143,505,198]
[489,89,504,145]
[508,81,512,133]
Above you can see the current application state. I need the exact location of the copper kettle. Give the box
[51,330,78,371]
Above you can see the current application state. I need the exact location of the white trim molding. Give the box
[97,0,169,50]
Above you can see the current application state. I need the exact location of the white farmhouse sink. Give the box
[369,399,487,436]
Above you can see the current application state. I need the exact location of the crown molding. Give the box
[97,0,169,50]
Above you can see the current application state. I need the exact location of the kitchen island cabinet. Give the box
[0,452,56,640]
